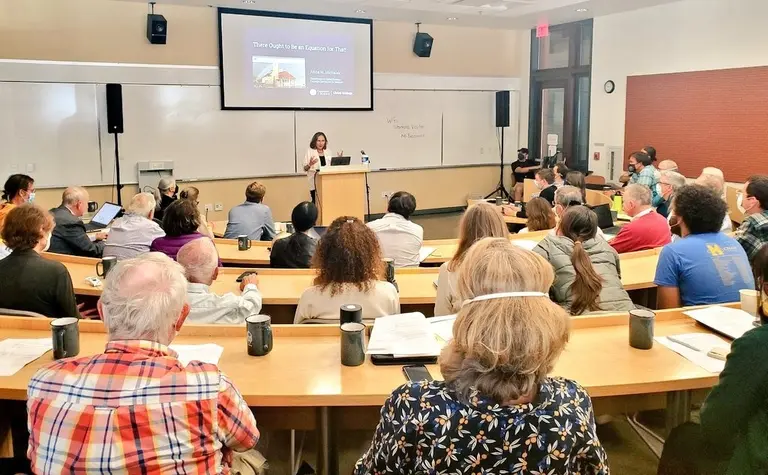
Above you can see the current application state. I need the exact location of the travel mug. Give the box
[51,317,80,360]
[383,258,399,292]
[286,223,295,234]
[740,289,759,317]
[238,235,252,251]
[340,304,362,325]
[495,196,502,206]
[87,201,99,213]
[96,256,117,278]
[341,322,366,367]
[629,309,655,350]
[246,315,273,356]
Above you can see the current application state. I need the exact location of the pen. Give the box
[667,336,701,352]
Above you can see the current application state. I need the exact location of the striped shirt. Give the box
[27,340,259,474]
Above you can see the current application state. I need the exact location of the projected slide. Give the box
[219,9,373,110]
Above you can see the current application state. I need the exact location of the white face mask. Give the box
[42,231,52,252]
[27,192,35,203]
[737,194,754,214]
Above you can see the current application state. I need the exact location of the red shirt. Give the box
[610,209,672,254]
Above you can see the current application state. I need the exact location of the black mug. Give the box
[341,322,366,367]
[286,223,295,234]
[87,201,99,213]
[246,315,273,356]
[96,256,117,278]
[383,258,399,293]
[629,309,655,350]
[51,317,80,360]
[238,235,252,251]
[340,304,362,325]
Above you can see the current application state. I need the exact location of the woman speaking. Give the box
[303,131,342,203]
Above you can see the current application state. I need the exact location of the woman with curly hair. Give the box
[294,216,400,324]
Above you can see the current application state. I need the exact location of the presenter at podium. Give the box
[303,131,343,203]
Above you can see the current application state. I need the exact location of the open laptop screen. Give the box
[91,202,122,226]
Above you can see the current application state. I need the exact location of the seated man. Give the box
[734,175,768,262]
[695,172,735,232]
[510,148,539,201]
[27,253,261,474]
[177,238,262,324]
[103,192,165,259]
[534,168,558,205]
[654,184,753,308]
[49,186,106,257]
[367,191,424,267]
[656,170,686,218]
[224,182,276,241]
[270,201,318,268]
[610,184,671,253]
[657,159,679,172]
[548,185,607,239]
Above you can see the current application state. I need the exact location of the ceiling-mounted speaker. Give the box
[413,32,434,58]
[147,14,167,44]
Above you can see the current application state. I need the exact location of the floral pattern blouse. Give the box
[354,377,609,474]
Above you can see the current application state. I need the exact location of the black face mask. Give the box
[518,152,525,161]
[628,165,637,174]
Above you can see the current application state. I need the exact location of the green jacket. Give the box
[701,324,768,474]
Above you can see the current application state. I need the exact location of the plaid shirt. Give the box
[27,340,259,475]
[630,165,661,203]
[735,211,768,261]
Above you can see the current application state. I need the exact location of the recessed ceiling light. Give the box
[576,8,588,12]
[242,0,256,3]
[355,9,366,13]
[447,17,457,21]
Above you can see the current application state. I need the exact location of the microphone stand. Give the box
[362,150,371,221]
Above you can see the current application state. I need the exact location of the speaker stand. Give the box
[485,127,512,201]
[112,132,124,207]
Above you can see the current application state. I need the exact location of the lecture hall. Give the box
[1,0,768,473]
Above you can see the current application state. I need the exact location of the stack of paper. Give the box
[0,338,53,376]
[367,313,442,357]
[684,306,756,339]
[170,344,224,366]
[429,315,457,345]
[511,240,539,251]
[656,333,731,373]
[419,247,437,262]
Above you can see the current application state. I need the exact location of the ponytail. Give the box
[569,240,603,315]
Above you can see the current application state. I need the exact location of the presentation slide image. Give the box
[252,56,306,89]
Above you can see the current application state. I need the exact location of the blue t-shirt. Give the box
[654,233,754,306]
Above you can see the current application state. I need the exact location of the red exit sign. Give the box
[536,24,549,38]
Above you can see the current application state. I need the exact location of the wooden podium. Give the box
[316,165,369,226]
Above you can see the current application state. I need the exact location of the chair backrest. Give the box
[585,189,612,207]
[0,308,49,319]
[590,204,615,230]
[585,175,606,185]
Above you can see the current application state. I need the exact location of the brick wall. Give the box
[624,66,768,182]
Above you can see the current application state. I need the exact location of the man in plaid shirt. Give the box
[27,253,261,474]
[735,175,768,261]
[627,151,662,205]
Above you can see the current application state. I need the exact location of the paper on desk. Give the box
[0,338,53,376]
[656,333,730,373]
[367,313,441,357]
[419,247,437,262]
[684,306,755,340]
[170,344,224,366]
[511,240,538,251]
[429,315,456,345]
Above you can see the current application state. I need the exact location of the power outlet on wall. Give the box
[214,203,224,211]
[381,191,393,200]
[204,204,213,213]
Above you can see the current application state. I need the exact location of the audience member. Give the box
[510,147,539,201]
[641,145,657,163]
[610,184,671,253]
[270,201,318,268]
[565,170,587,202]
[224,181,277,241]
[695,172,735,232]
[356,238,608,474]
[0,174,35,233]
[553,161,569,187]
[367,191,424,267]
[551,185,606,239]
[295,216,399,324]
[0,204,80,318]
[658,159,679,172]
[534,206,634,314]
[735,175,768,261]
[103,192,165,260]
[151,199,210,261]
[179,186,214,238]
[627,151,661,204]
[434,202,508,316]
[658,244,768,474]
[26,253,261,473]
[656,170,686,218]
[177,238,262,324]
[533,168,557,205]
[519,196,556,233]
[153,176,177,222]
[49,187,106,257]
[654,185,753,308]
[702,166,725,180]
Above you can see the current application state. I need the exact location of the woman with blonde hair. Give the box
[534,205,633,314]
[519,196,556,233]
[179,186,213,238]
[356,238,608,474]
[434,202,508,315]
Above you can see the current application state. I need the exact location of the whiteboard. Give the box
[294,90,443,170]
[0,82,102,187]
[113,85,296,181]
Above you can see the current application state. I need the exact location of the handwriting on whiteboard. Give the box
[386,116,427,139]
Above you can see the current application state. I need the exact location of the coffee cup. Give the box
[740,289,759,317]
[87,201,99,213]
[96,256,117,278]
[246,315,273,356]
[341,322,366,367]
[238,235,252,251]
[51,317,80,360]
[629,309,655,350]
[340,304,362,325]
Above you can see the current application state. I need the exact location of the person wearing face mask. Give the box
[609,184,671,254]
[0,174,35,235]
[49,187,106,257]
[656,171,686,219]
[549,185,607,240]
[510,147,540,202]
[0,203,80,318]
[735,175,768,262]
[153,177,177,223]
[625,151,662,206]
[533,168,557,205]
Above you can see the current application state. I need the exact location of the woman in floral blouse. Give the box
[355,237,609,474]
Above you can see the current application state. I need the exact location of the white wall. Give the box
[589,0,768,178]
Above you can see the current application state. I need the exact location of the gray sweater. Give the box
[533,235,635,315]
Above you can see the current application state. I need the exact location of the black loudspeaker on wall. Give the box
[413,32,434,58]
[147,14,168,45]
[495,91,510,128]
[106,84,124,134]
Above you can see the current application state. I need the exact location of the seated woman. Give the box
[533,205,634,314]
[566,170,588,203]
[355,238,608,474]
[294,216,399,324]
[151,199,212,261]
[434,202,507,316]
[519,196,556,233]
[0,204,80,318]
[270,201,319,269]
[179,186,214,238]
[153,177,177,222]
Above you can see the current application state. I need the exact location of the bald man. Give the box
[49,187,106,257]
[610,184,671,253]
[658,160,679,172]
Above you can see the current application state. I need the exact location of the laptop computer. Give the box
[307,226,328,240]
[84,202,122,232]
[330,156,351,166]
[590,203,622,235]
